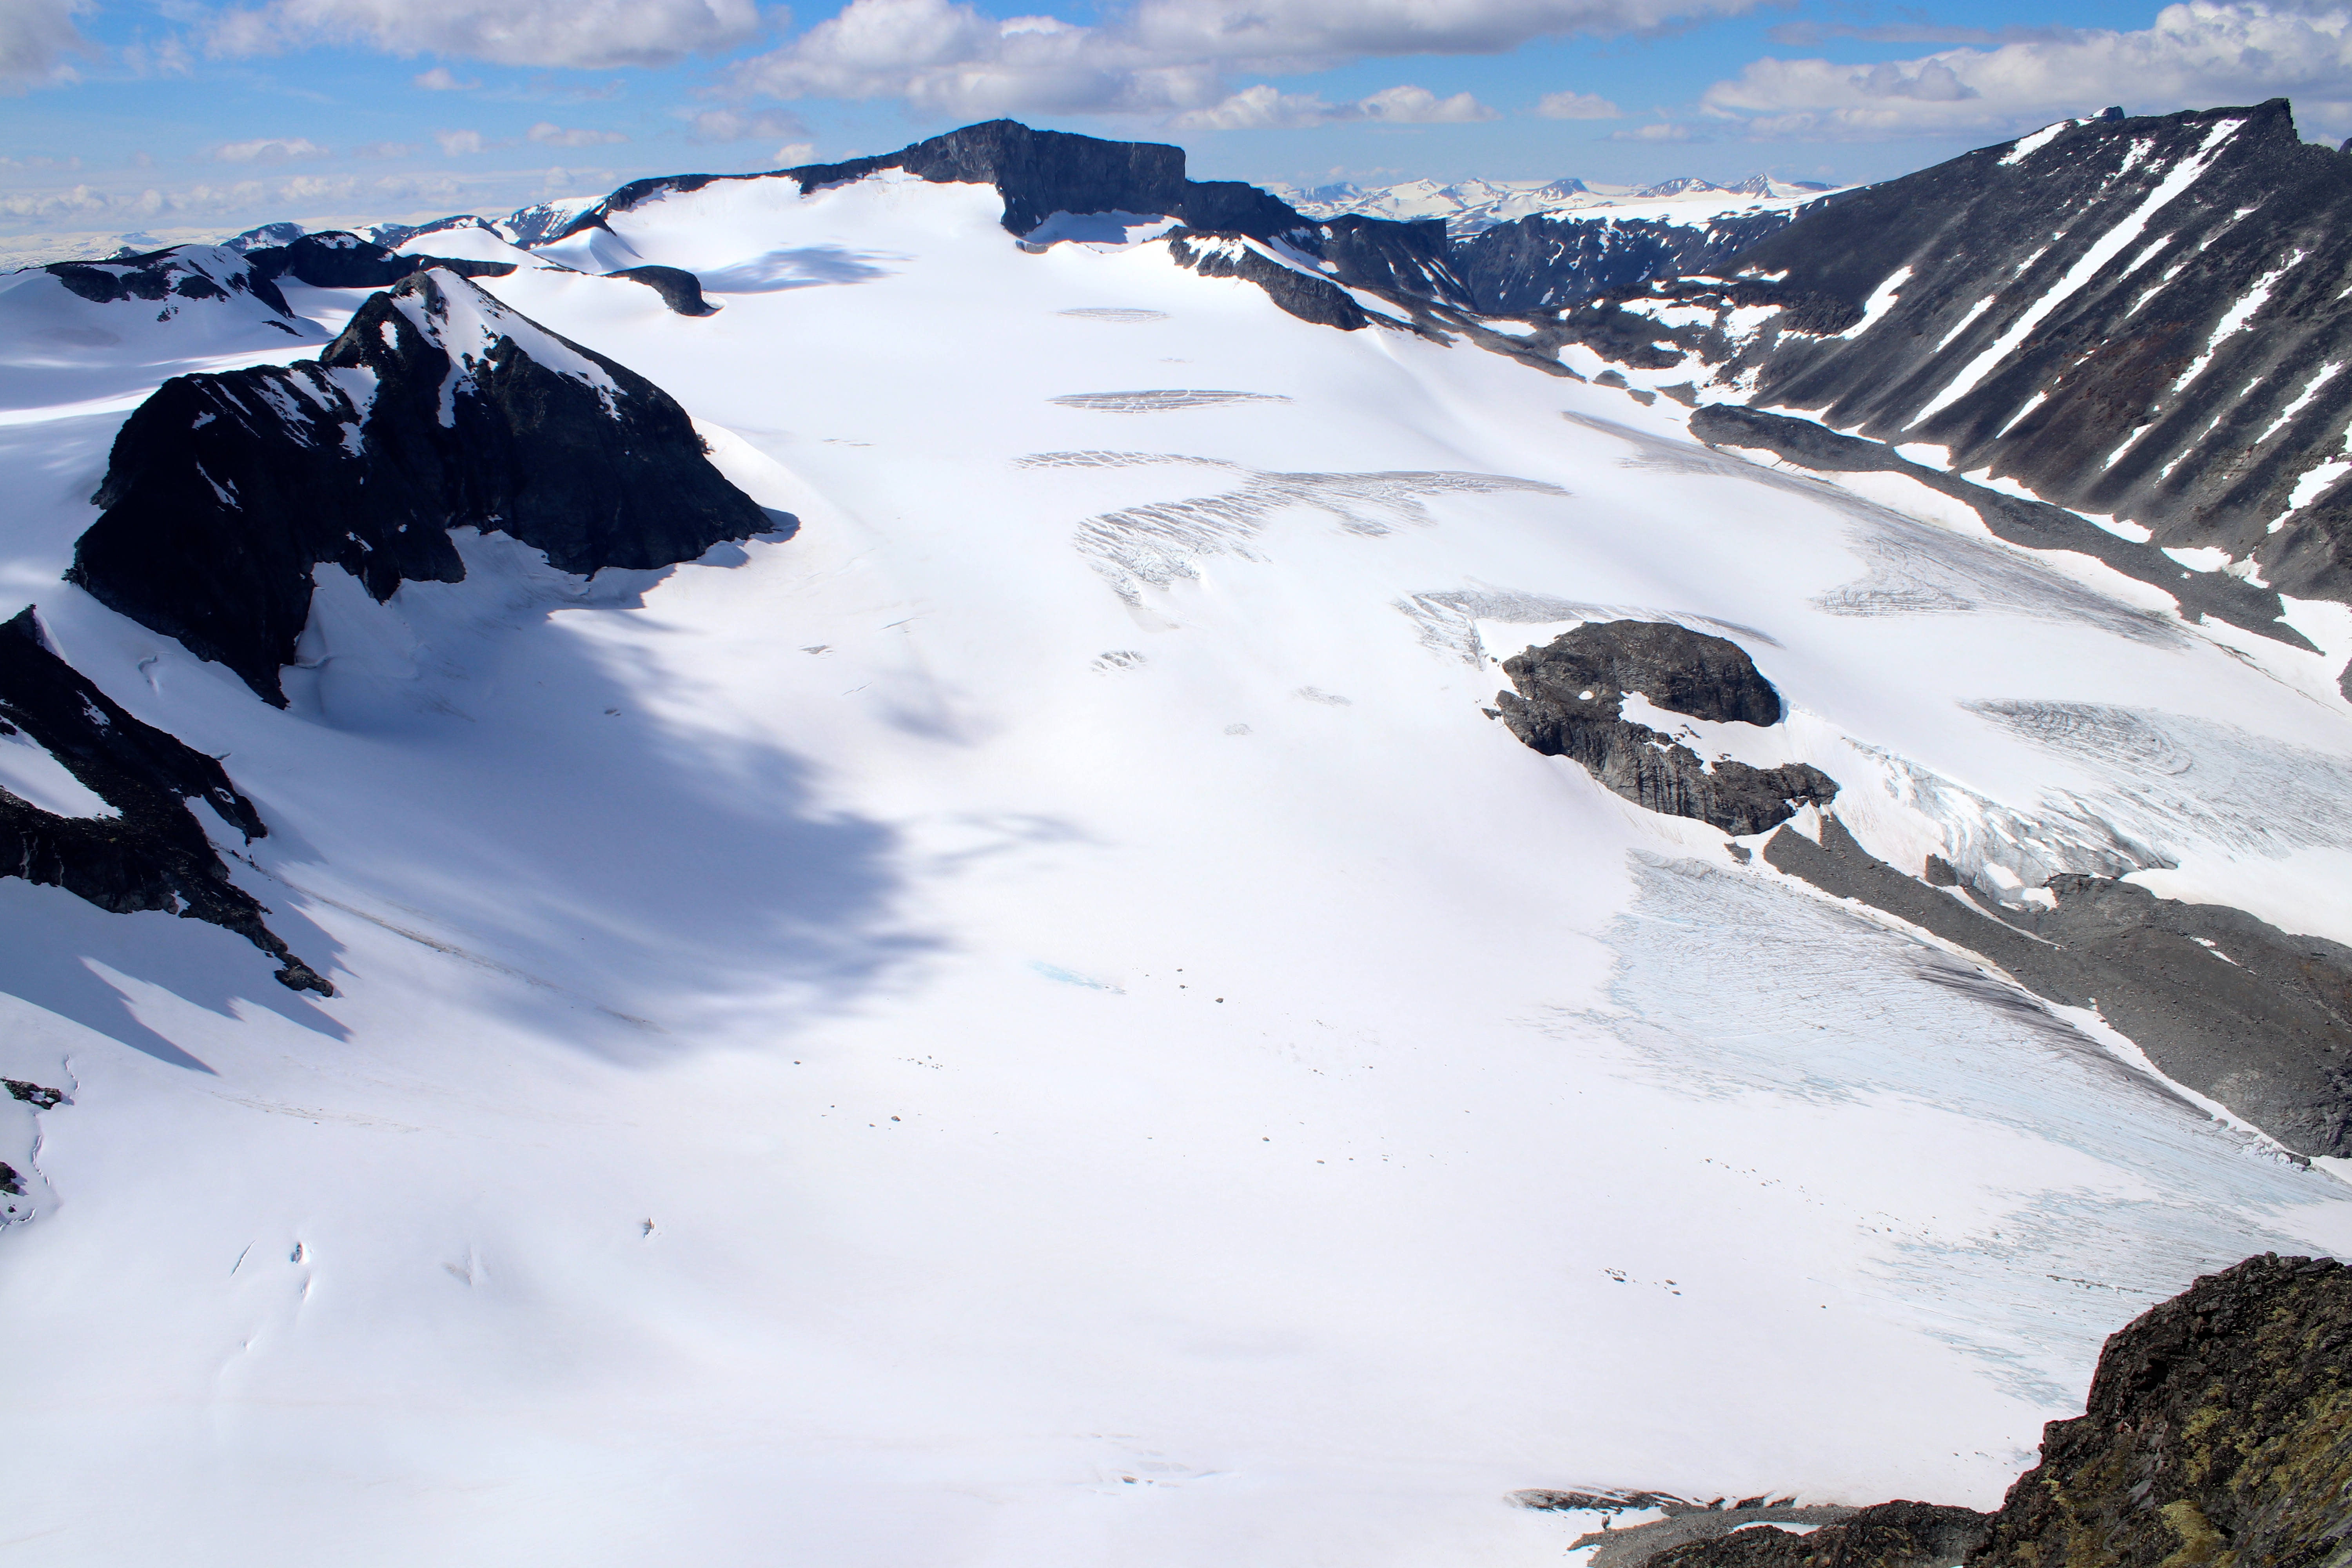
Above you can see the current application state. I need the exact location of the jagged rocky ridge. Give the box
[1496,619,1838,837]
[1452,209,1802,316]
[1534,1252,2352,1568]
[70,267,773,704]
[1522,100,2352,608]
[0,607,328,993]
[46,230,515,325]
[1766,813,2352,1158]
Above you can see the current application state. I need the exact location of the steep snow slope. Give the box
[3,166,2352,1568]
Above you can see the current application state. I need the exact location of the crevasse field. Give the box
[3,170,2351,1566]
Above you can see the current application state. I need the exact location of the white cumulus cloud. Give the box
[213,136,331,162]
[1610,120,1701,140]
[0,0,93,89]
[1173,82,1497,128]
[412,65,479,89]
[684,106,811,142]
[1535,88,1621,118]
[725,0,1750,118]
[1702,0,2352,140]
[208,0,765,70]
[435,128,493,155]
[528,121,629,145]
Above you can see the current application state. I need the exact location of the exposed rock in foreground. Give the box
[1526,1254,2352,1568]
[70,268,772,704]
[1974,1252,2352,1568]
[1764,813,2352,1158]
[1649,1501,1989,1568]
[0,608,328,993]
[1497,619,1838,836]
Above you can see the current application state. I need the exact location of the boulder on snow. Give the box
[1496,619,1837,837]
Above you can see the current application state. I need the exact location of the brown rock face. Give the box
[1971,1252,2352,1568]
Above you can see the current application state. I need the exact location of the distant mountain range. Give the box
[1268,174,1836,234]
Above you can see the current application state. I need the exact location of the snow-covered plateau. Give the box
[2,120,2350,1567]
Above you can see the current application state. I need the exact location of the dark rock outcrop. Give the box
[1319,215,1475,309]
[70,268,771,704]
[1166,231,1369,329]
[0,607,328,993]
[241,230,515,289]
[1498,619,1838,837]
[1973,1252,2352,1568]
[1692,405,2314,650]
[47,245,294,320]
[606,264,716,316]
[563,120,1314,245]
[1764,812,2352,1157]
[1648,1502,1990,1568]
[1454,208,1802,316]
[1548,100,2352,606]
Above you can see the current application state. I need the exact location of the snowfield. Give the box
[4,168,2352,1566]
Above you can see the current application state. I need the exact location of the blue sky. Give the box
[3,0,2347,242]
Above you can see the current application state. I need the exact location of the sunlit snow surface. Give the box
[4,170,2352,1565]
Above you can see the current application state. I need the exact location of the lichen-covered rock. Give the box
[1972,1252,2352,1568]
[1645,1503,1990,1568]
[1497,619,1838,837]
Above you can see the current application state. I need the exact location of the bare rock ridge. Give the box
[1543,100,2352,606]
[69,268,773,705]
[1497,619,1838,837]
[46,230,514,322]
[566,119,1307,244]
[1765,812,2352,1158]
[0,607,328,994]
[1649,1502,1991,1568]
[1691,404,2314,650]
[1536,1253,2352,1568]
[1452,207,1802,316]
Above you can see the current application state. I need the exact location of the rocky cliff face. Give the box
[1496,619,1838,837]
[0,608,328,993]
[1453,209,1800,315]
[70,268,771,704]
[1974,1252,2352,1568]
[1540,100,2352,604]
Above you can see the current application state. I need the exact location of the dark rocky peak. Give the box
[365,214,497,250]
[69,268,772,705]
[1497,619,1838,837]
[45,244,294,321]
[1633,176,1729,198]
[241,230,515,290]
[0,606,328,994]
[562,118,1312,244]
[1317,215,1475,310]
[501,197,600,249]
[223,221,305,254]
[1556,98,2352,608]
